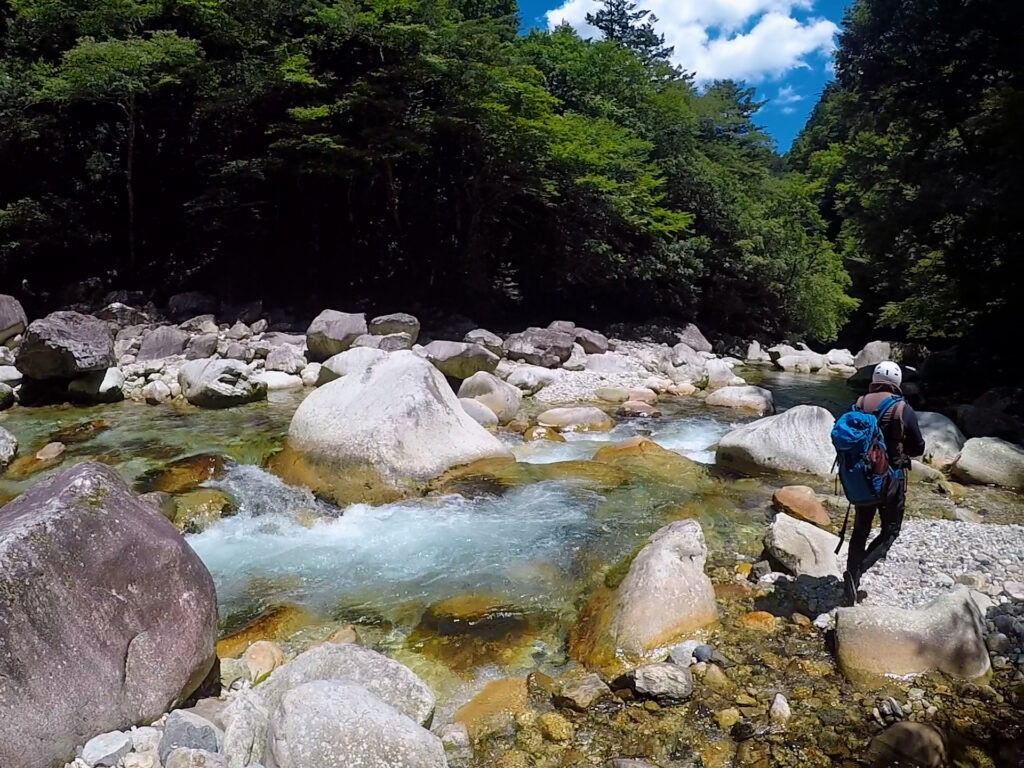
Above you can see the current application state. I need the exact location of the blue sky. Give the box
[518,0,850,151]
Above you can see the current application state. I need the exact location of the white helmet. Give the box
[872,360,903,387]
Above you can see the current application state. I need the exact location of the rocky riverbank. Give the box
[2,292,1024,768]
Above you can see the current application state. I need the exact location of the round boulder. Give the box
[457,371,523,424]
[277,350,510,504]
[178,359,267,408]
[423,340,499,381]
[537,406,614,433]
[705,385,774,416]
[916,412,966,468]
[952,437,1024,488]
[305,310,368,362]
[0,463,217,768]
[716,405,835,476]
[15,311,115,379]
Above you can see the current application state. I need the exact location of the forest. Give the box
[0,0,1020,362]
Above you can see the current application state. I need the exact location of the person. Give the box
[843,360,926,605]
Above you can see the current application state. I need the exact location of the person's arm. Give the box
[902,405,926,458]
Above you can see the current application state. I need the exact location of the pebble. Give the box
[81,731,132,768]
[693,645,714,663]
[130,727,162,754]
[668,640,700,667]
[538,712,573,742]
[859,520,1024,608]
[770,693,791,723]
[1005,581,1024,600]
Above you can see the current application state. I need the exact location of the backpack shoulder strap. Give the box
[874,395,901,419]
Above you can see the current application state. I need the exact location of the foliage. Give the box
[791,0,1024,352]
[0,0,856,341]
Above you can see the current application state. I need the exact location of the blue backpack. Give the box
[831,396,902,507]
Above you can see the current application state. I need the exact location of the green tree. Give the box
[585,0,673,65]
[38,32,202,273]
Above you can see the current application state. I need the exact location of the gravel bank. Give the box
[859,518,1024,608]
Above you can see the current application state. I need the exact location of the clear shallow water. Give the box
[0,369,852,642]
[504,414,732,465]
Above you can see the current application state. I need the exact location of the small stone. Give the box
[164,749,224,768]
[750,561,772,581]
[81,731,132,767]
[326,625,360,645]
[770,693,791,723]
[440,722,471,754]
[735,693,757,706]
[693,644,714,663]
[554,672,612,711]
[1004,581,1024,600]
[159,711,222,765]
[987,632,1011,653]
[935,573,954,588]
[668,640,700,667]
[625,663,694,704]
[813,611,836,630]
[955,572,986,590]
[716,708,741,730]
[791,612,812,627]
[242,640,284,682]
[702,664,732,694]
[131,727,163,754]
[908,688,925,702]
[740,611,777,632]
[35,441,66,461]
[735,562,752,578]
[123,753,158,768]
[538,712,573,742]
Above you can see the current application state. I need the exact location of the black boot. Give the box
[843,570,858,607]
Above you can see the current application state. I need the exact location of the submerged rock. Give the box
[952,437,1024,488]
[571,520,717,676]
[16,310,115,379]
[716,405,835,477]
[452,677,529,740]
[705,385,774,416]
[536,406,614,433]
[0,463,217,768]
[835,588,990,682]
[277,351,509,504]
[866,722,947,768]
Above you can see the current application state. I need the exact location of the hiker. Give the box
[838,361,925,605]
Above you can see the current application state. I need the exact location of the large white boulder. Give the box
[178,359,267,408]
[368,312,420,344]
[677,323,711,353]
[278,351,510,503]
[705,358,744,389]
[571,520,717,676]
[952,437,1024,488]
[764,513,843,579]
[705,385,774,416]
[317,347,388,386]
[916,412,966,468]
[268,681,446,768]
[305,310,368,362]
[835,588,990,683]
[716,405,835,477]
[457,371,522,424]
[537,406,614,433]
[774,352,826,372]
[854,340,892,370]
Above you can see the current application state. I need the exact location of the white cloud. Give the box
[775,85,804,104]
[781,106,798,114]
[545,0,838,84]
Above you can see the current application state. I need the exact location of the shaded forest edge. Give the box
[1,0,1021,386]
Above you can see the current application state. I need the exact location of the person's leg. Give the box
[859,477,906,575]
[844,506,876,603]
